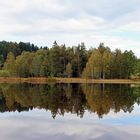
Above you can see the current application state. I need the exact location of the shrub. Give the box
[0,70,10,77]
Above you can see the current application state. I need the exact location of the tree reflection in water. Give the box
[0,83,140,118]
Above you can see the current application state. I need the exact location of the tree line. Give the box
[0,41,140,79]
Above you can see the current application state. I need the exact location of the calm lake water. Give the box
[0,83,140,140]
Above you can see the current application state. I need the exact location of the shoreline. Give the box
[0,77,140,84]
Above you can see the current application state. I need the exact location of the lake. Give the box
[0,83,140,140]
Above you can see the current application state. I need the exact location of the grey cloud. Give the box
[57,0,140,19]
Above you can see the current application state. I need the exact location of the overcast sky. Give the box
[0,0,140,56]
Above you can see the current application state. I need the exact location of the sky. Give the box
[0,0,140,56]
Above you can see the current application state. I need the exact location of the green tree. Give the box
[122,50,136,78]
[30,55,43,77]
[72,43,88,77]
[15,52,34,77]
[3,52,15,75]
[40,57,49,77]
[0,55,4,68]
[65,63,72,77]
[49,42,68,77]
[111,49,123,78]
[98,43,112,79]
[131,59,140,79]
[82,48,100,78]
[30,49,46,77]
[82,43,112,79]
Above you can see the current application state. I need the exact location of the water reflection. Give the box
[0,83,140,118]
[1,116,140,140]
[0,117,140,140]
[82,84,140,118]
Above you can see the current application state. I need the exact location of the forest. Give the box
[0,40,140,79]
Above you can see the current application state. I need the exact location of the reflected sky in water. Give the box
[0,103,140,140]
[0,83,140,140]
[0,108,140,140]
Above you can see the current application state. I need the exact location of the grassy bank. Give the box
[0,77,139,84]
